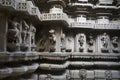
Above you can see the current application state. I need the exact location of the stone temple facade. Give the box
[0,0,120,80]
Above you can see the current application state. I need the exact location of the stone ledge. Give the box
[0,52,39,62]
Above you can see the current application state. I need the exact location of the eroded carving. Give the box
[21,20,29,51]
[112,36,119,53]
[105,70,112,80]
[30,24,36,51]
[78,34,85,52]
[88,34,94,52]
[101,33,109,52]
[45,74,54,80]
[7,18,21,51]
[79,69,87,80]
[49,29,56,52]
[61,33,66,52]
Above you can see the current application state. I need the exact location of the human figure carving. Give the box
[78,34,85,47]
[49,29,56,52]
[30,24,36,46]
[112,36,119,53]
[78,34,85,52]
[7,18,21,51]
[21,20,29,44]
[8,18,20,44]
[101,33,109,49]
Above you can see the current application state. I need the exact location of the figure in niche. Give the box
[101,33,109,52]
[7,18,21,51]
[61,33,66,52]
[21,20,29,44]
[78,34,85,52]
[21,20,29,51]
[30,24,36,51]
[79,69,87,80]
[49,29,56,52]
[88,34,94,52]
[112,36,119,53]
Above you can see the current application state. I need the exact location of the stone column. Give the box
[0,14,7,52]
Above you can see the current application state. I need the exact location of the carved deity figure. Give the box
[49,29,56,52]
[7,18,21,51]
[78,34,85,52]
[8,18,21,44]
[21,20,29,44]
[101,33,109,49]
[61,33,66,52]
[88,34,94,52]
[78,34,85,47]
[30,24,36,46]
[112,36,119,53]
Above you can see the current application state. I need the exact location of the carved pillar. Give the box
[0,14,7,52]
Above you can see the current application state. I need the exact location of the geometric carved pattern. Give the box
[104,70,112,80]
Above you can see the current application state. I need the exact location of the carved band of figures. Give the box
[7,18,36,52]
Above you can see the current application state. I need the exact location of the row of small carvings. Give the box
[39,70,120,80]
[0,63,39,79]
[0,0,40,19]
[7,18,36,52]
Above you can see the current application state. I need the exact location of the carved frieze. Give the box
[101,33,109,53]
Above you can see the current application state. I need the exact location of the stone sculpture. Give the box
[79,69,87,80]
[61,33,66,52]
[101,33,109,52]
[30,24,36,51]
[7,18,21,51]
[49,29,56,52]
[88,34,94,52]
[21,20,29,51]
[112,36,119,53]
[78,34,85,52]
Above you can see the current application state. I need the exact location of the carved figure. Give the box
[101,33,109,49]
[30,24,36,51]
[88,34,94,52]
[49,29,56,52]
[8,18,20,44]
[21,20,29,44]
[61,33,66,52]
[78,34,85,52]
[7,18,21,51]
[112,36,119,53]
[79,69,87,80]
